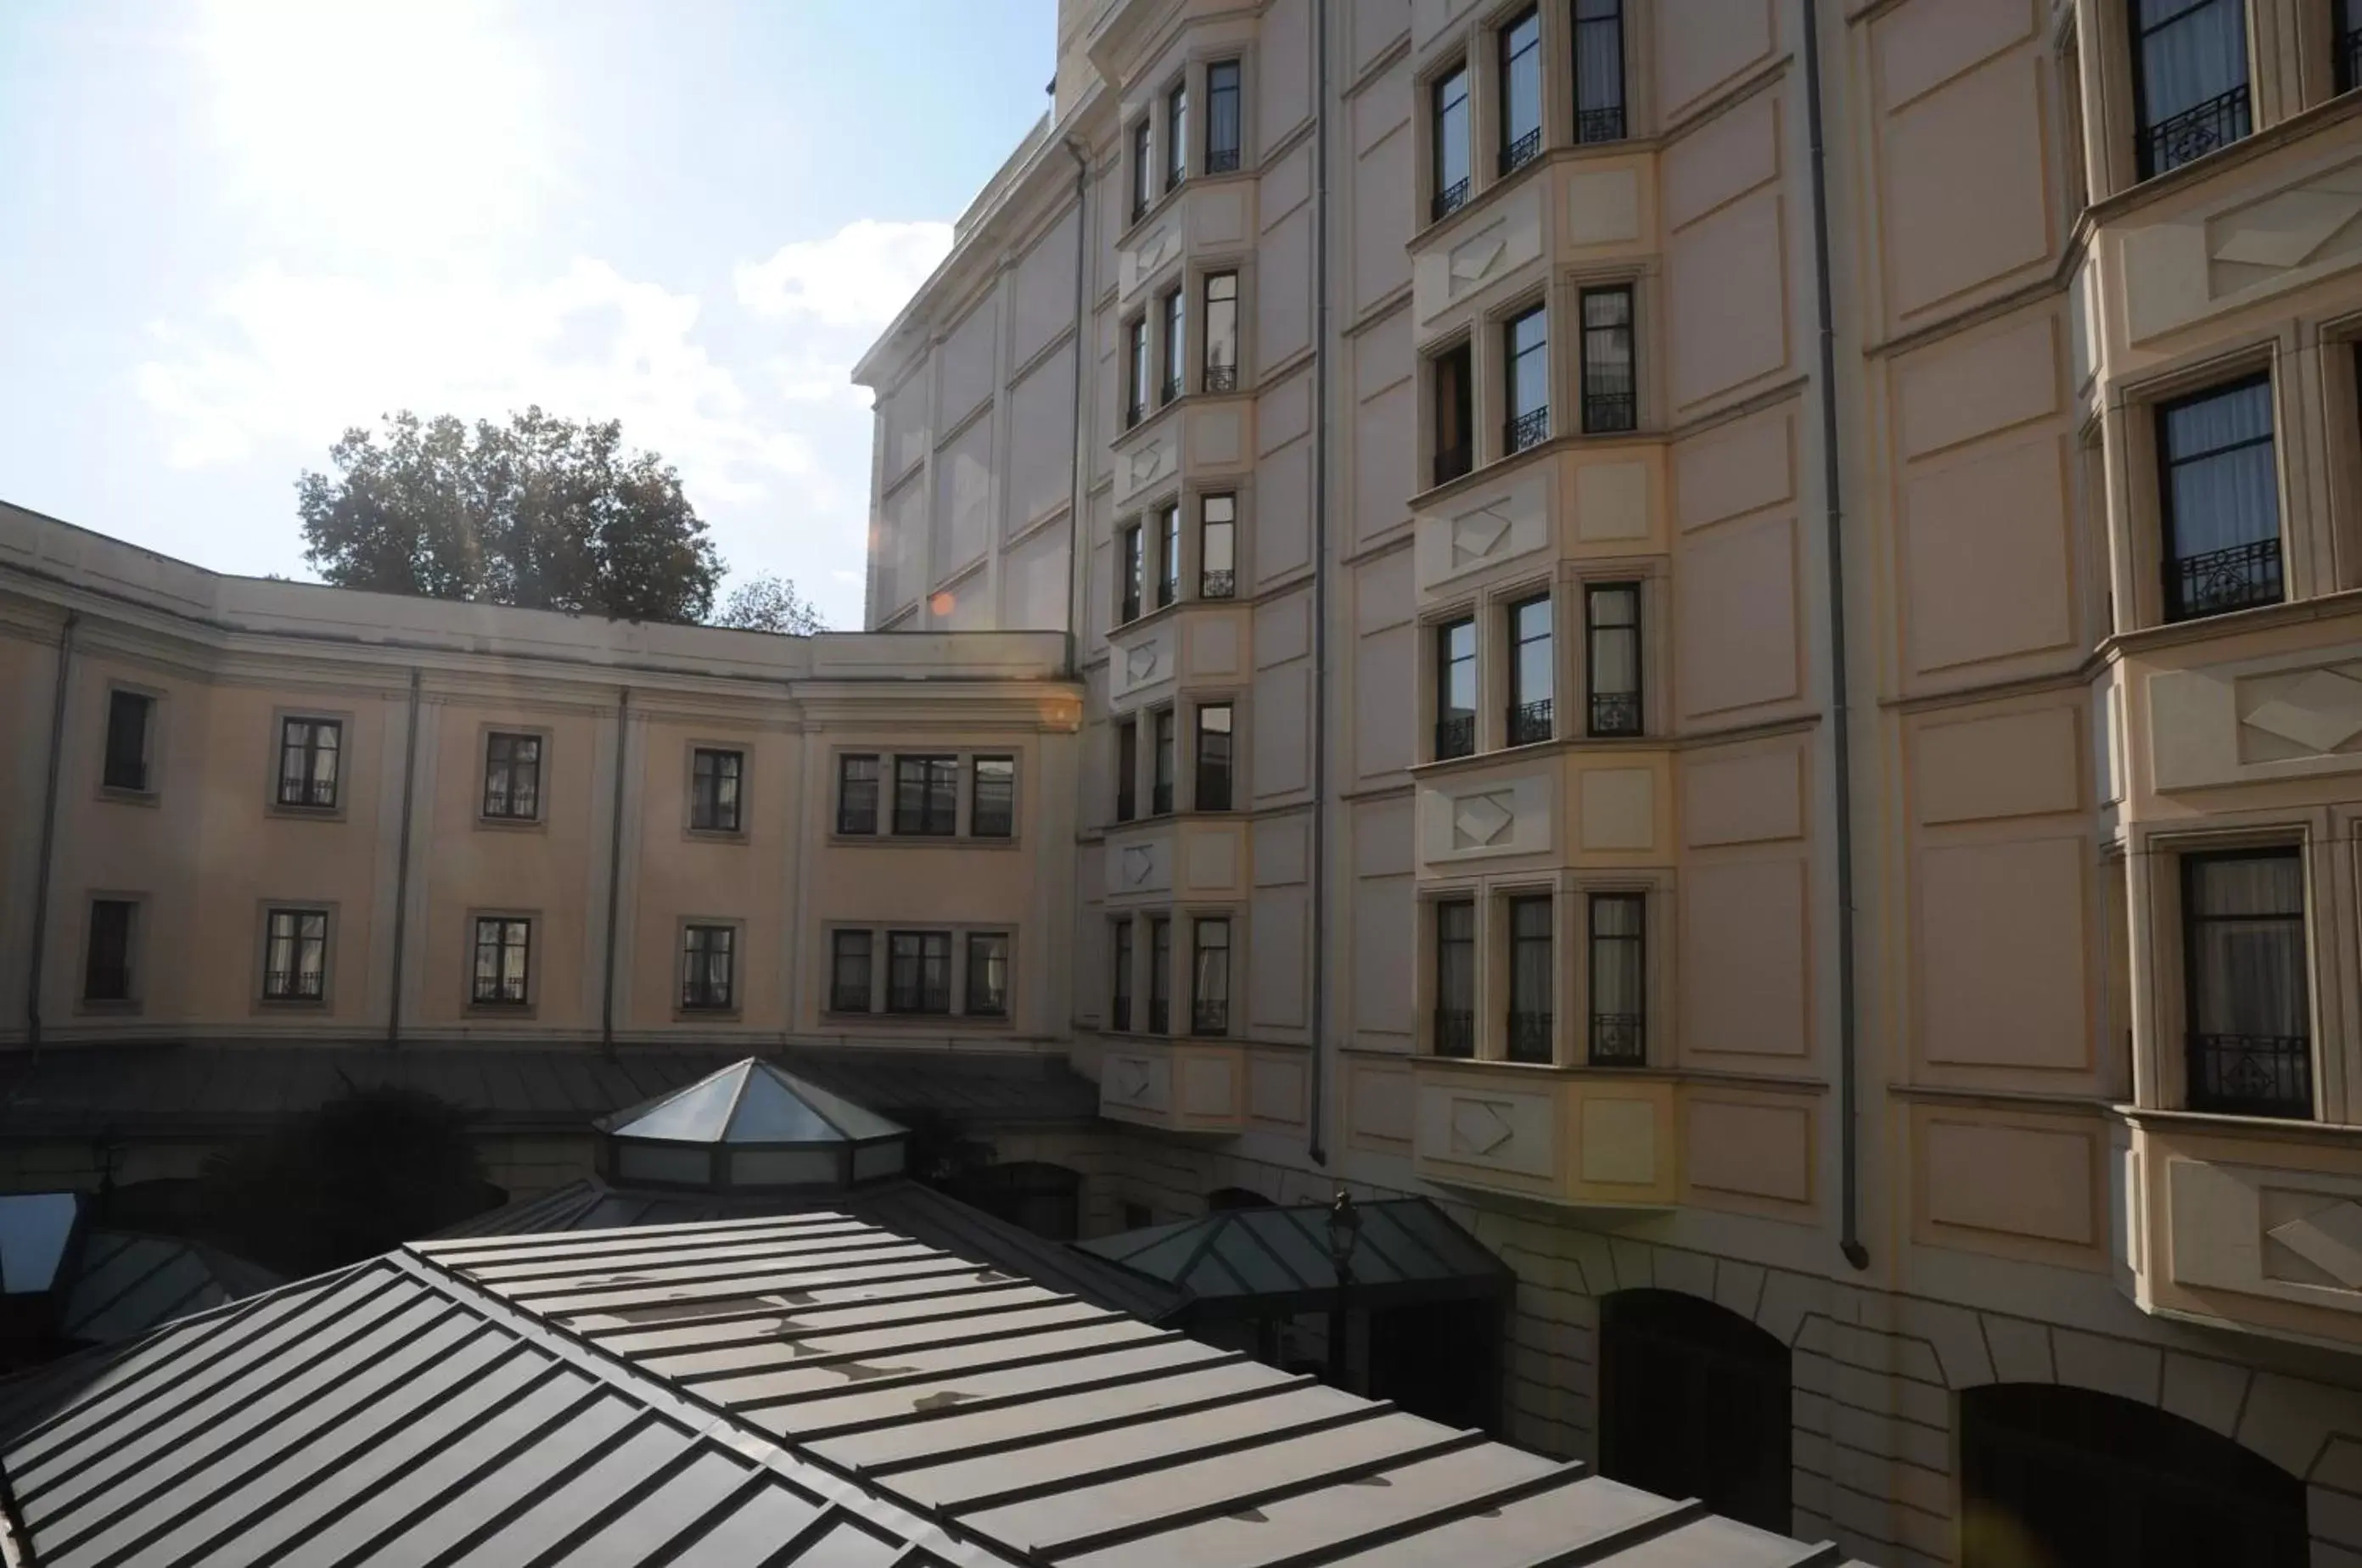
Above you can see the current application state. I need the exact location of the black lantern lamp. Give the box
[1325,1190,1362,1386]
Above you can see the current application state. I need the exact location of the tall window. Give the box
[1589,893,1646,1065]
[1203,272,1239,393]
[482,732,541,820]
[472,916,531,1005]
[1435,899,1476,1057]
[893,755,958,836]
[1148,917,1172,1033]
[1195,703,1234,811]
[1157,501,1181,608]
[837,753,880,835]
[966,932,1010,1017]
[1508,596,1554,745]
[972,756,1016,837]
[84,899,135,1002]
[2131,0,2251,178]
[262,909,326,1001]
[831,930,873,1012]
[1112,920,1135,1031]
[1506,896,1553,1063]
[1580,285,1636,434]
[681,924,735,1011]
[1165,79,1188,191]
[1192,918,1231,1035]
[2159,375,2280,622]
[277,717,341,809]
[1586,583,1643,736]
[1432,64,1471,220]
[1498,8,1542,175]
[1131,117,1153,219]
[887,930,952,1014]
[1436,617,1478,759]
[1505,304,1550,454]
[2341,0,2362,94]
[1573,0,1627,142]
[1116,719,1139,822]
[1160,286,1185,405]
[2183,849,2311,1118]
[1201,493,1237,599]
[103,690,153,793]
[1152,708,1176,815]
[1206,59,1243,171]
[1120,522,1145,622]
[1126,316,1151,427]
[1434,341,1473,485]
[690,748,743,832]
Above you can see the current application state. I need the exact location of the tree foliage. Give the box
[297,407,725,624]
[714,571,828,635]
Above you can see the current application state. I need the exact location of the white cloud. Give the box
[734,219,954,330]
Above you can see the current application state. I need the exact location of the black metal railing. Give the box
[473,977,529,1005]
[680,981,733,1011]
[1507,698,1553,746]
[1498,126,1541,176]
[1160,375,1181,406]
[1148,998,1170,1034]
[2342,25,2362,95]
[1434,713,1476,760]
[1202,567,1236,599]
[1152,781,1174,815]
[2187,1033,2312,1119]
[278,776,336,808]
[2166,536,2281,622]
[1590,1013,1646,1067]
[1433,1007,1475,1058]
[1431,177,1471,222]
[1583,389,1636,434]
[1433,442,1472,488]
[1506,1010,1552,1063]
[1574,105,1625,144]
[1208,146,1241,174]
[83,965,132,1002]
[264,970,324,1001]
[1590,691,1642,737]
[1196,769,1232,812]
[1204,363,1238,395]
[1192,1000,1230,1036]
[2140,83,2251,179]
[1505,406,1549,454]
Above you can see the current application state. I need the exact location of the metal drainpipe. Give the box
[24,610,78,1055]
[1063,135,1091,669]
[385,668,423,1044]
[601,685,631,1052]
[1307,0,1332,1167]
[1802,0,1870,1272]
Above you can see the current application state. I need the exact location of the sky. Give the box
[0,0,1058,628]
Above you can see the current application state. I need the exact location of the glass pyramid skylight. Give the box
[593,1059,911,1192]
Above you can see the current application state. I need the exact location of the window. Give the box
[1113,919,1135,1031]
[1573,0,1627,142]
[1120,523,1145,622]
[1203,272,1238,394]
[2130,0,2250,179]
[1157,501,1181,608]
[1192,918,1231,1035]
[831,930,873,1012]
[1586,583,1643,736]
[1149,917,1172,1033]
[1127,315,1153,428]
[103,690,154,793]
[1579,285,1636,434]
[1195,703,1234,811]
[481,732,541,820]
[836,754,880,835]
[2159,375,2280,622]
[1116,719,1139,822]
[1131,117,1153,219]
[972,756,1016,837]
[1152,708,1176,815]
[1507,895,1553,1063]
[1508,596,1554,745]
[1433,340,1474,485]
[1505,304,1549,453]
[1435,900,1476,1056]
[276,718,340,809]
[690,748,743,832]
[887,930,951,1014]
[1436,617,1478,759]
[1589,893,1646,1065]
[966,932,1010,1017]
[2342,0,2362,94]
[472,916,531,1005]
[1160,286,1185,406]
[1165,78,1187,191]
[262,908,327,1001]
[1498,8,1542,175]
[84,899,136,1002]
[1201,493,1237,598]
[2183,849,2311,1118]
[893,755,958,836]
[1206,59,1243,171]
[681,923,735,1011]
[1432,64,1471,220]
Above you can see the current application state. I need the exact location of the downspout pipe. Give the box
[24,610,78,1054]
[1063,134,1091,675]
[1802,0,1870,1272]
[601,685,631,1051]
[385,668,422,1045]
[1307,0,1332,1167]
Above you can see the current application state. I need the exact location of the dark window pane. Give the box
[1149,918,1171,1033]
[84,899,135,1001]
[2160,377,2280,622]
[1433,64,1470,216]
[1434,900,1476,1057]
[691,748,743,832]
[1195,704,1233,812]
[1131,118,1153,216]
[1201,492,1237,598]
[263,908,327,1001]
[1508,895,1552,1063]
[278,717,341,808]
[887,930,952,1014]
[1436,617,1478,759]
[1207,60,1243,170]
[483,732,541,820]
[1121,524,1145,621]
[972,756,1016,837]
[1433,342,1473,484]
[1128,316,1151,426]
[1116,720,1139,822]
[894,755,958,835]
[1498,8,1541,173]
[832,930,873,1013]
[1112,920,1135,1031]
[1580,285,1636,434]
[681,924,735,1011]
[1509,596,1553,745]
[472,916,532,1005]
[1166,79,1187,189]
[837,754,879,835]
[1506,305,1549,451]
[2131,0,2250,176]
[1192,918,1230,1035]
[1203,273,1238,393]
[2183,849,2311,1118]
[1152,709,1175,815]
[1589,893,1646,1066]
[1574,0,1627,142]
[1587,582,1643,736]
[966,932,1010,1016]
[104,690,152,792]
[1158,501,1181,606]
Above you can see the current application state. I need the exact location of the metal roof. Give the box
[2,1211,1870,1568]
[58,1232,280,1348]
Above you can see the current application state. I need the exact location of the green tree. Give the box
[714,571,828,635]
[296,406,725,624]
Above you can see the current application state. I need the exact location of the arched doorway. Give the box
[1597,1289,1791,1534]
[957,1162,1082,1241]
[1961,1384,2307,1567]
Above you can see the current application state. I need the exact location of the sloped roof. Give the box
[2,1210,1868,1567]
[600,1058,908,1147]
[58,1232,281,1348]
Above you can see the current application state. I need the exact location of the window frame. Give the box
[885,928,954,1015]
[892,754,961,837]
[1206,59,1243,171]
[1112,916,1136,1032]
[679,921,739,1015]
[1151,707,1177,816]
[1431,60,1472,221]
[1159,285,1186,406]
[1497,6,1544,176]
[260,905,330,1005]
[836,753,881,837]
[2128,0,2252,181]
[479,729,547,825]
[99,685,159,800]
[971,754,1018,839]
[1165,76,1188,192]
[1506,893,1554,1064]
[1578,283,1637,434]
[1433,899,1477,1057]
[1203,271,1239,395]
[81,895,142,1008]
[1587,891,1647,1067]
[1191,916,1231,1037]
[1585,580,1645,737]
[1156,499,1181,608]
[2179,845,2314,1119]
[1194,702,1235,812]
[829,927,875,1014]
[1119,521,1146,623]
[273,714,345,813]
[687,745,746,837]
[1435,614,1478,759]
[2155,371,2282,624]
[1200,491,1238,599]
[1572,0,1628,143]
[1507,593,1555,747]
[1432,337,1475,487]
[469,912,536,1010]
[965,930,1012,1018]
[1504,300,1551,454]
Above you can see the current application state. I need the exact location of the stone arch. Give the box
[1596,1286,1794,1536]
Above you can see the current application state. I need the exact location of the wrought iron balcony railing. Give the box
[2166,535,2281,623]
[1431,176,1470,222]
[264,970,325,1001]
[1504,406,1549,455]
[1148,998,1170,1034]
[1434,713,1476,760]
[1433,442,1472,488]
[473,976,530,1005]
[1204,363,1238,395]
[278,776,337,808]
[1574,105,1625,144]
[1506,1010,1552,1063]
[1498,126,1541,177]
[2187,1032,2312,1120]
[1207,146,1242,174]
[679,982,732,1011]
[1201,567,1236,600]
[1507,697,1553,747]
[1589,690,1642,738]
[1590,1013,1646,1067]
[1582,389,1636,434]
[2140,82,2251,179]
[1192,1000,1229,1037]
[1433,1007,1475,1058]
[1152,781,1174,815]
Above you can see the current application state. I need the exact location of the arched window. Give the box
[957,1162,1082,1242]
[1597,1289,1791,1535]
[1206,1187,1274,1212]
[1961,1383,2306,1567]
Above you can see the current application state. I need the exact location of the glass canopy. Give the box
[592,1058,912,1192]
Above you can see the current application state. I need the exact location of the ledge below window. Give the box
[1100,1038,1246,1134]
[1409,1056,1676,1209]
